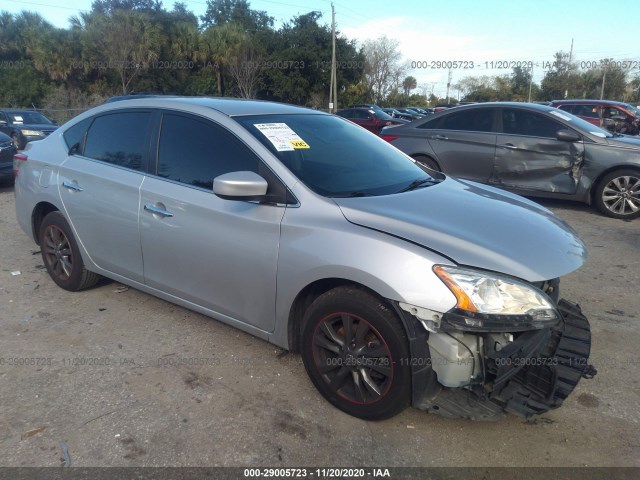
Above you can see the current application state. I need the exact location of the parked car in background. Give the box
[382,108,415,121]
[0,131,17,185]
[14,97,595,421]
[434,104,458,113]
[394,108,424,120]
[408,107,433,115]
[336,107,407,133]
[381,102,640,219]
[550,99,640,136]
[0,109,58,150]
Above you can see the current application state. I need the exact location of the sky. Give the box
[1,0,639,98]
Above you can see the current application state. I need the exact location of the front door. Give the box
[139,112,285,331]
[492,108,584,194]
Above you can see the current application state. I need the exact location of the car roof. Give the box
[550,99,628,106]
[100,97,323,117]
[0,108,43,113]
[431,102,557,113]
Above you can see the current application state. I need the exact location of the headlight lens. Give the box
[21,129,42,136]
[434,265,559,322]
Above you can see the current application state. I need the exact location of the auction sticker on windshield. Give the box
[254,123,310,151]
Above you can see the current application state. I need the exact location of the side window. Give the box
[502,109,563,138]
[557,105,575,113]
[438,109,494,132]
[573,105,599,119]
[604,107,625,119]
[157,114,258,190]
[83,112,151,171]
[340,110,354,119]
[63,117,93,151]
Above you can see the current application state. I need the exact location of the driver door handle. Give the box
[432,134,449,140]
[498,143,518,149]
[62,180,83,192]
[144,204,174,218]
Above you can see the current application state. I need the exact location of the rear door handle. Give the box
[432,134,449,140]
[62,180,83,192]
[498,143,518,149]
[144,204,174,218]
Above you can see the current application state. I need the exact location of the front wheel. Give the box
[301,287,411,420]
[39,211,100,291]
[594,169,640,219]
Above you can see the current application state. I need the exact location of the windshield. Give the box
[547,108,614,138]
[622,103,640,116]
[236,114,431,197]
[8,111,53,125]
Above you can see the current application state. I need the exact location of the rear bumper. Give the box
[407,299,596,420]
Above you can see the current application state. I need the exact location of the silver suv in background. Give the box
[14,97,596,420]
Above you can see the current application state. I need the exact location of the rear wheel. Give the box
[301,286,411,420]
[39,211,100,291]
[594,169,640,219]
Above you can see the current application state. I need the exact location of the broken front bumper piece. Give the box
[412,300,597,420]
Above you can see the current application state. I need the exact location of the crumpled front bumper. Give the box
[408,299,597,420]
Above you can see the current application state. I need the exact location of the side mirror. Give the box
[556,129,581,142]
[213,171,268,201]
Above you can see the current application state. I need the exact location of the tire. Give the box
[301,286,411,420]
[593,169,640,219]
[11,134,22,151]
[413,155,441,174]
[39,211,100,291]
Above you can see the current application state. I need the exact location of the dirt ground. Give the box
[0,183,638,468]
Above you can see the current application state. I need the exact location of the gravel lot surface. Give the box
[0,183,638,468]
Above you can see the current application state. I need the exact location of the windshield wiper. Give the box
[333,191,371,198]
[398,177,441,193]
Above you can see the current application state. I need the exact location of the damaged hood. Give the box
[334,177,586,282]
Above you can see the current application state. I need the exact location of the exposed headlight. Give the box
[433,265,560,331]
[21,129,42,136]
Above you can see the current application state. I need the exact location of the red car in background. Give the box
[550,99,640,135]
[336,107,407,134]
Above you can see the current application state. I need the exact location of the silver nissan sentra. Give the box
[13,97,596,420]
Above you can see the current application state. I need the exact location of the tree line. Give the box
[1,0,638,124]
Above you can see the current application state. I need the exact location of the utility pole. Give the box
[528,62,534,102]
[445,68,452,103]
[600,68,606,100]
[329,3,337,113]
[565,38,574,99]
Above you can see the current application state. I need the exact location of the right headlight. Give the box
[433,265,560,332]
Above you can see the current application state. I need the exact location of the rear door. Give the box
[58,110,152,282]
[139,112,286,331]
[418,107,497,181]
[491,107,584,194]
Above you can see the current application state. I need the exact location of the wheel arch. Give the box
[287,278,394,353]
[31,201,60,244]
[411,153,442,171]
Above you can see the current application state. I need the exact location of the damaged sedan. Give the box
[14,97,595,421]
[381,102,640,219]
